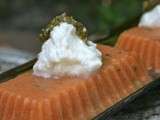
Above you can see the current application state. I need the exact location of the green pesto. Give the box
[39,13,88,42]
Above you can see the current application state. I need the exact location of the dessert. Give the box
[116,5,160,77]
[0,14,151,120]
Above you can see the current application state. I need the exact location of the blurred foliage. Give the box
[0,0,148,35]
[97,0,143,33]
[100,35,118,46]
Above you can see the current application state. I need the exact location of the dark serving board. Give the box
[94,77,160,120]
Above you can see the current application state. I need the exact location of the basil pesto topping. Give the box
[39,13,88,42]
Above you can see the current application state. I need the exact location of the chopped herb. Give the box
[105,53,110,57]
[132,65,137,71]
[39,13,88,42]
[116,68,121,71]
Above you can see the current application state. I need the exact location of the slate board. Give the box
[110,84,160,120]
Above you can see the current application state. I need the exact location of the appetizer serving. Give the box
[0,14,151,120]
[116,5,160,77]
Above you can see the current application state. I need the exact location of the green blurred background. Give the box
[0,0,157,53]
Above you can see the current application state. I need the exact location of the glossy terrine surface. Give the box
[0,45,151,120]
